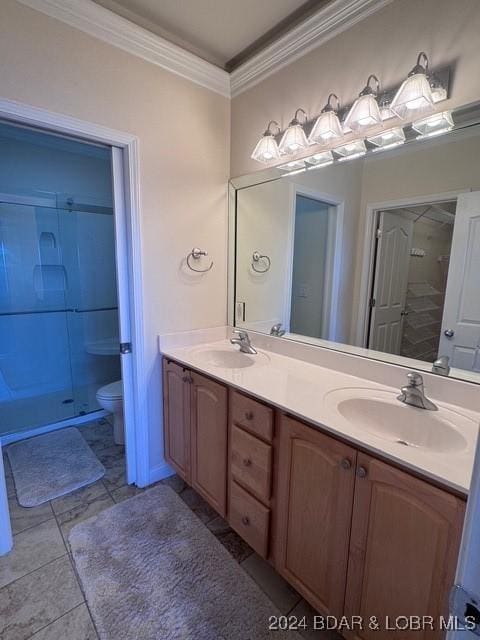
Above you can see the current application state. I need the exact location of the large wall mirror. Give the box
[229,104,480,384]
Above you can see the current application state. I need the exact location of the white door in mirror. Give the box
[369,211,413,355]
[439,191,480,371]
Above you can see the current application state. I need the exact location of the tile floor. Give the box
[1,419,340,639]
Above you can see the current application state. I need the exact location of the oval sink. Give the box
[325,388,470,453]
[190,345,270,369]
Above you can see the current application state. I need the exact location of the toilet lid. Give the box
[97,380,123,400]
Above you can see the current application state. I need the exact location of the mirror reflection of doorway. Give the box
[368,200,456,361]
[289,194,339,341]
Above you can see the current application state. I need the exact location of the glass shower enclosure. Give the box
[0,199,121,438]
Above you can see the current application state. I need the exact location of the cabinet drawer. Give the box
[231,390,273,442]
[229,481,270,558]
[231,425,272,503]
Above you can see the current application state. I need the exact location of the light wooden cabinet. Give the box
[163,359,227,516]
[274,414,357,618]
[344,453,465,640]
[163,358,466,635]
[190,371,228,517]
[163,359,191,482]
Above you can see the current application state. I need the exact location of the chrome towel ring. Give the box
[187,247,213,273]
[251,251,271,273]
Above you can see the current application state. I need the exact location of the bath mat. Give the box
[69,484,301,640]
[7,427,105,507]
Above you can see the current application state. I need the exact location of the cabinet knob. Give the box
[241,515,250,526]
[357,466,368,479]
[341,458,352,470]
[243,458,252,467]
[245,411,254,421]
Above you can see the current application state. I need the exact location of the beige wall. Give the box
[0,0,230,479]
[231,0,480,178]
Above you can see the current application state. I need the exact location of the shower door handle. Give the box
[120,342,132,354]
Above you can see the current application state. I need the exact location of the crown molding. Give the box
[16,0,231,98]
[16,0,393,100]
[230,0,394,97]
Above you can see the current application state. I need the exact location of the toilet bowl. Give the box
[96,380,124,445]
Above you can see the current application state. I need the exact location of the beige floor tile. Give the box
[101,460,126,491]
[161,474,186,493]
[0,556,84,640]
[30,603,97,640]
[180,486,218,523]
[0,519,66,589]
[206,515,231,535]
[51,480,107,517]
[290,599,343,639]
[110,484,144,503]
[57,492,114,541]
[7,495,53,536]
[241,553,301,614]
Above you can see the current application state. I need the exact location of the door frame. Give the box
[0,98,148,544]
[355,190,469,349]
[285,184,344,340]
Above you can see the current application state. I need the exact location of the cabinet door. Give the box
[274,415,357,617]
[345,454,465,640]
[191,371,228,517]
[163,359,191,481]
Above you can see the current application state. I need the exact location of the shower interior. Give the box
[0,121,120,439]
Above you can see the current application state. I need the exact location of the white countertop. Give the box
[159,331,480,496]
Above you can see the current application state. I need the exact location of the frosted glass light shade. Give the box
[334,139,366,160]
[308,111,343,144]
[344,94,382,132]
[279,124,309,155]
[368,127,405,151]
[412,111,454,138]
[305,151,334,168]
[391,73,434,119]
[251,134,281,163]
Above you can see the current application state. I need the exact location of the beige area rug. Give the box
[69,484,301,640]
[6,427,105,507]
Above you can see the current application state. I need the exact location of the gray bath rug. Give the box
[7,427,105,507]
[69,484,301,640]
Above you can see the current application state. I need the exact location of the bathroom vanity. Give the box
[160,332,476,638]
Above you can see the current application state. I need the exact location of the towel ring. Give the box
[187,247,213,273]
[252,251,271,273]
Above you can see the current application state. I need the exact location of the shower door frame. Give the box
[0,98,148,494]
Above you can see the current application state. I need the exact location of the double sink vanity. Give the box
[160,326,479,638]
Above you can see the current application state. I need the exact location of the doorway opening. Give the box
[367,200,456,361]
[287,192,343,341]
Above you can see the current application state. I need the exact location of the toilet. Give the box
[96,380,124,445]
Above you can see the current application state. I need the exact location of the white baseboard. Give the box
[146,461,175,487]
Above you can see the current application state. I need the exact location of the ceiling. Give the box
[93,0,329,70]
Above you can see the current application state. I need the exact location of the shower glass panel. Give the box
[0,201,120,437]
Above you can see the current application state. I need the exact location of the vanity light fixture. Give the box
[250,121,281,163]
[334,139,367,161]
[344,75,382,132]
[367,127,406,151]
[308,94,343,144]
[304,150,334,169]
[429,73,448,103]
[278,109,309,155]
[277,159,307,175]
[379,93,396,121]
[412,110,454,138]
[390,52,434,119]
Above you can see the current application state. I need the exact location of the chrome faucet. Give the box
[397,372,437,411]
[230,330,257,355]
[432,355,450,376]
[270,323,285,337]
